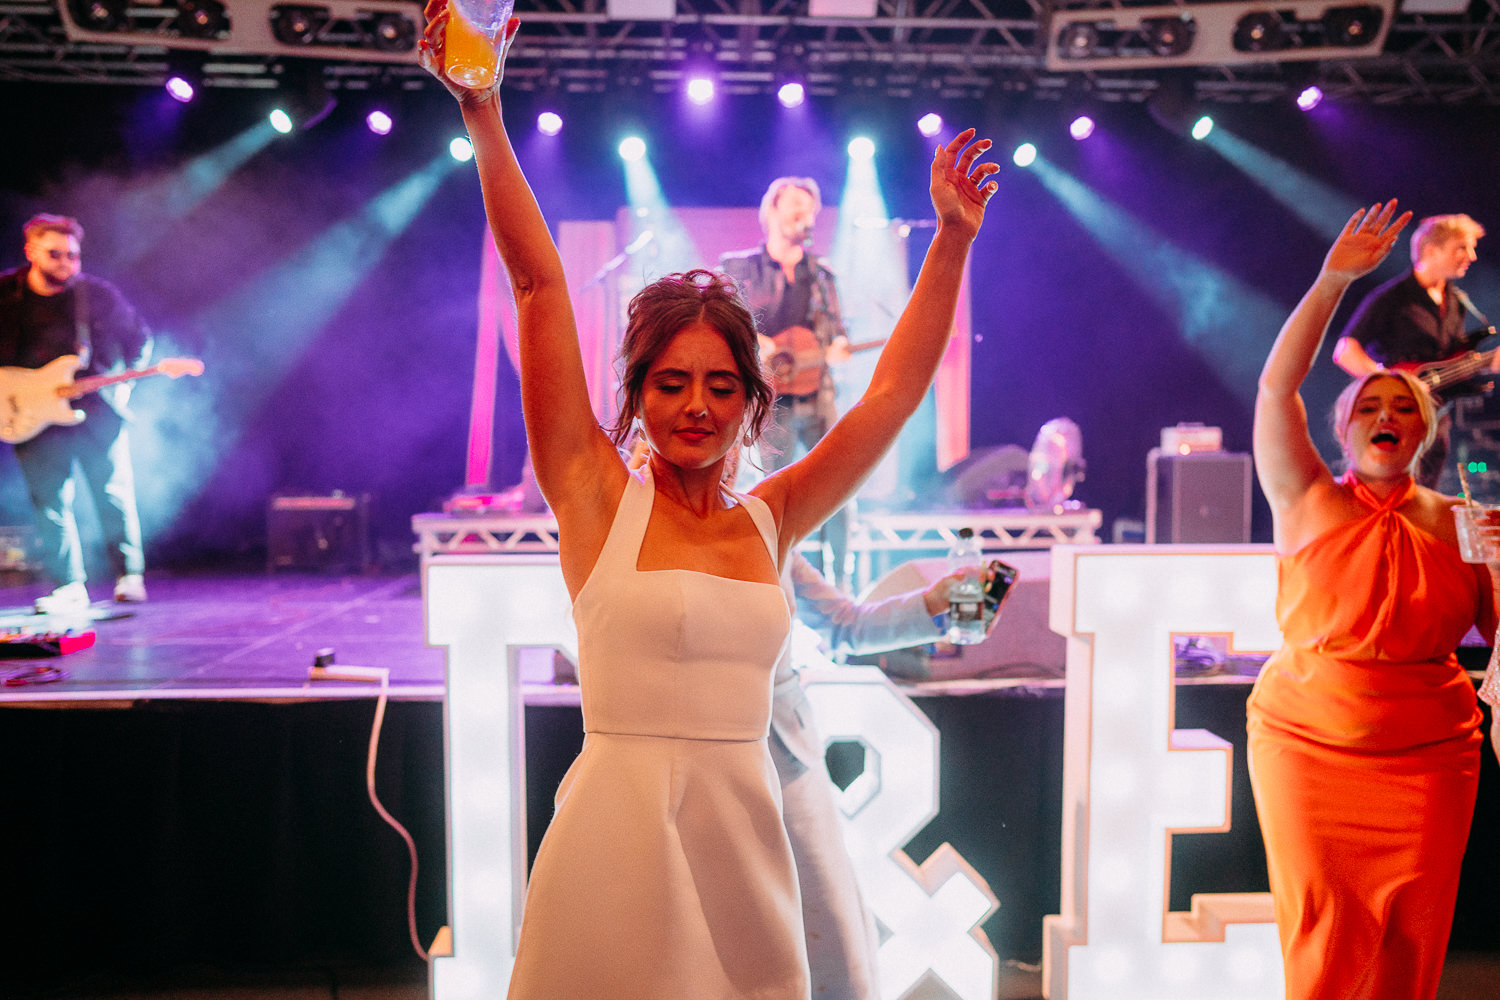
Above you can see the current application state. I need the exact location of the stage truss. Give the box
[2,0,1500,104]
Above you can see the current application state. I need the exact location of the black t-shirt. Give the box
[1341,270,1473,366]
[0,268,150,375]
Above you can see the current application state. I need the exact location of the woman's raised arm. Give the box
[759,129,998,551]
[419,5,622,523]
[1253,201,1411,515]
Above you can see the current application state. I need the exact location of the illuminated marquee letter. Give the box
[801,664,998,1000]
[1043,546,1283,1000]
[426,559,576,1000]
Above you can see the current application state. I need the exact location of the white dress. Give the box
[507,466,811,1000]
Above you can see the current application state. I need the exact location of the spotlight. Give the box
[1191,114,1214,140]
[685,74,715,105]
[173,0,228,39]
[1057,22,1099,59]
[269,108,294,133]
[777,80,806,108]
[847,136,875,160]
[917,112,943,137]
[1069,115,1095,141]
[450,137,474,161]
[1322,4,1383,45]
[1142,14,1195,57]
[271,5,329,46]
[1232,11,1285,52]
[1013,142,1037,167]
[366,109,393,135]
[68,0,128,32]
[273,60,336,130]
[618,135,647,161]
[164,50,204,103]
[537,111,563,135]
[165,76,196,103]
[367,11,417,53]
[1296,84,1324,110]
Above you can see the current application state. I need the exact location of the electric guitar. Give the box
[0,354,204,444]
[1392,338,1498,406]
[761,325,887,397]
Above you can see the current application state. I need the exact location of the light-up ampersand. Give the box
[1043,545,1283,1000]
[801,658,998,1000]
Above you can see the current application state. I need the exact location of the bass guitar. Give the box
[761,325,887,397]
[1393,339,1498,407]
[0,354,204,444]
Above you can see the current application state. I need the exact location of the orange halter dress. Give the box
[1246,473,1494,1000]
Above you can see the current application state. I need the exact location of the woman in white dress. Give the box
[419,8,998,998]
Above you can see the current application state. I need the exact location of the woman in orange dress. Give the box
[1249,200,1500,1000]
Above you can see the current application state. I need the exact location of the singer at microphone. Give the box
[719,175,853,587]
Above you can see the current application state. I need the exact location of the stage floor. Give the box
[0,572,447,703]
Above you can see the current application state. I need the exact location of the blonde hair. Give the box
[1410,213,1485,265]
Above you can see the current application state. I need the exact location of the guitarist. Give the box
[1333,213,1489,489]
[721,177,854,587]
[0,214,152,613]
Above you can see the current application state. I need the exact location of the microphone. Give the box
[625,230,654,255]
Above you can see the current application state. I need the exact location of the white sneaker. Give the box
[35,581,91,615]
[114,574,147,603]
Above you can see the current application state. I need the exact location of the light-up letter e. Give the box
[1043,546,1283,999]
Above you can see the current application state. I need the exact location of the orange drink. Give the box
[444,6,501,89]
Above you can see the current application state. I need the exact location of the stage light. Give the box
[1232,10,1286,51]
[1144,14,1196,56]
[847,136,875,160]
[1057,21,1099,59]
[173,0,228,39]
[1323,3,1383,44]
[1013,142,1037,167]
[271,5,328,45]
[1047,1,1395,70]
[68,0,128,32]
[619,135,647,161]
[777,80,806,108]
[366,10,416,51]
[1191,114,1214,139]
[1069,115,1096,141]
[685,73,715,105]
[450,136,474,161]
[537,111,563,135]
[165,76,195,103]
[164,50,204,103]
[366,109,393,135]
[1296,84,1324,110]
[269,108,294,133]
[917,112,943,137]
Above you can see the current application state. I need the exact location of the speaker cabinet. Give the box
[267,493,371,572]
[1146,450,1252,544]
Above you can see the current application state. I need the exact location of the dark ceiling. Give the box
[2,0,1499,106]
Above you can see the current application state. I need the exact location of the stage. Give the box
[2,570,1498,1000]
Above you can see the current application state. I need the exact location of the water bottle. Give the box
[946,527,986,645]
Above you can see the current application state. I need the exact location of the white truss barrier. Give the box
[1043,544,1284,1000]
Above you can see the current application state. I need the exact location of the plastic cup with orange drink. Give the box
[444,0,513,89]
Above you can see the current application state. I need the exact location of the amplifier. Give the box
[267,492,371,572]
[1146,450,1252,544]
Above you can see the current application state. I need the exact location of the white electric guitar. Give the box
[0,354,204,444]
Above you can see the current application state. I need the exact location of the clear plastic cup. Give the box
[444,0,513,89]
[1453,503,1500,563]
